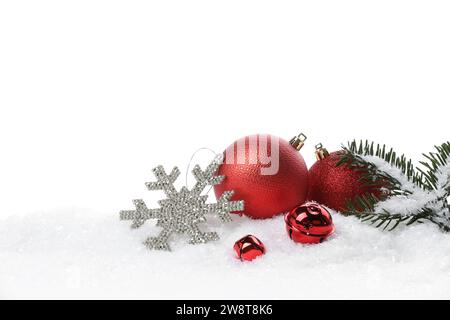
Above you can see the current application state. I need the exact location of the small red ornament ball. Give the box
[308,145,380,212]
[214,134,309,219]
[285,202,335,244]
[234,235,266,261]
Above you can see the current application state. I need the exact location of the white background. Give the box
[0,1,449,299]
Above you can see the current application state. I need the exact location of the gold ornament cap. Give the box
[289,133,307,151]
[315,143,330,160]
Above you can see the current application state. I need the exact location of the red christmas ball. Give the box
[214,133,309,219]
[308,144,381,212]
[234,235,266,261]
[285,202,335,244]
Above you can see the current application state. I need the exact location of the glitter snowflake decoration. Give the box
[119,155,244,251]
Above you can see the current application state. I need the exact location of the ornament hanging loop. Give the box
[315,143,330,160]
[289,132,307,151]
[185,147,219,190]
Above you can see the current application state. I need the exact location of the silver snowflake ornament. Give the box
[119,155,244,251]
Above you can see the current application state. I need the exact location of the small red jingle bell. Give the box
[285,202,335,244]
[234,235,266,261]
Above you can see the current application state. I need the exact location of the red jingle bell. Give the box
[214,133,309,219]
[285,202,335,244]
[234,235,266,261]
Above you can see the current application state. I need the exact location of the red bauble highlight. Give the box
[234,235,265,261]
[214,134,309,219]
[308,150,378,212]
[285,202,335,244]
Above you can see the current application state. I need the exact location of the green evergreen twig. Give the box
[338,140,450,232]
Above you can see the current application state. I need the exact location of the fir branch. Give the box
[417,142,450,190]
[339,140,450,232]
[338,140,425,196]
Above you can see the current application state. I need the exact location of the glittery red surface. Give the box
[214,135,308,219]
[307,151,374,212]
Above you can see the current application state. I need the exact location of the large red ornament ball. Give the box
[308,146,380,212]
[214,134,309,219]
[285,202,335,244]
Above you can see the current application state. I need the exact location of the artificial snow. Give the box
[1,208,449,299]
